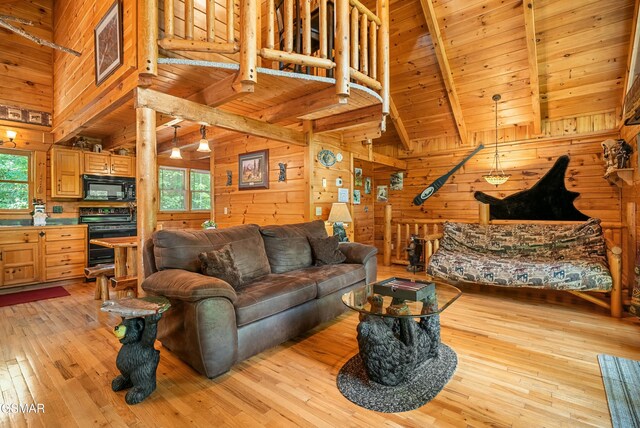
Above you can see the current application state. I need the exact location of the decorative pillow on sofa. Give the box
[198,244,245,289]
[308,235,346,266]
[259,220,329,273]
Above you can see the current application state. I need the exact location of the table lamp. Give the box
[328,202,352,242]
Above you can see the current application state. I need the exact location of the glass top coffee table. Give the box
[337,276,461,413]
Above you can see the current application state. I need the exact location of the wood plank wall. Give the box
[0,0,53,113]
[353,159,375,245]
[214,136,307,227]
[619,123,639,287]
[52,0,138,134]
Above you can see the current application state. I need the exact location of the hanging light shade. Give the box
[169,125,182,160]
[196,125,211,152]
[483,94,510,186]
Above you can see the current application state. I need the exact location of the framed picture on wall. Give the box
[239,150,269,190]
[94,0,123,86]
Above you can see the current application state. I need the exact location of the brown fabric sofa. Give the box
[141,220,377,378]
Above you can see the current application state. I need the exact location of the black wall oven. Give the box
[80,207,137,267]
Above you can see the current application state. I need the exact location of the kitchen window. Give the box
[159,166,211,212]
[0,149,31,211]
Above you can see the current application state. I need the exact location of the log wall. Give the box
[52,0,138,138]
[0,0,54,113]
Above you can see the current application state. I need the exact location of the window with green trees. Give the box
[159,166,211,211]
[0,151,30,210]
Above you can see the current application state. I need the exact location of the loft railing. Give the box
[140,0,389,114]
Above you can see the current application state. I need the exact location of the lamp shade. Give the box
[6,130,17,140]
[328,203,352,223]
[196,138,211,152]
[170,146,182,159]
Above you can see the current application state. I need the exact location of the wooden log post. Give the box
[227,0,235,42]
[479,203,490,225]
[384,204,392,266]
[377,0,389,114]
[164,0,174,37]
[135,106,158,288]
[139,0,158,78]
[302,0,311,56]
[267,0,275,49]
[239,0,257,85]
[319,0,328,59]
[185,0,194,40]
[609,247,623,318]
[284,0,294,52]
[350,7,359,70]
[360,14,368,74]
[335,0,350,98]
[369,21,377,80]
[206,0,216,42]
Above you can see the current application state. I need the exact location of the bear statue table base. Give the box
[101,297,170,405]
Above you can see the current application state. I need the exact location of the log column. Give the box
[136,107,158,289]
[384,204,392,266]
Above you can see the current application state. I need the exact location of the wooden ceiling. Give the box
[375,0,636,147]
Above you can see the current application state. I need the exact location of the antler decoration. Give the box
[0,14,81,56]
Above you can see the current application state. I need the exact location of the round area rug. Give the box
[336,344,457,413]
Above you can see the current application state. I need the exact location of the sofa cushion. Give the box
[199,244,245,289]
[152,225,271,283]
[234,274,317,326]
[290,264,366,298]
[262,236,313,273]
[259,220,328,273]
[309,235,346,265]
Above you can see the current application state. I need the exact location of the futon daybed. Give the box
[141,220,378,378]
[426,218,622,316]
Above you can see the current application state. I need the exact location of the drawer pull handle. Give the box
[61,234,71,237]
[61,271,71,275]
[61,246,71,249]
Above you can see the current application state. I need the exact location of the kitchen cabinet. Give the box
[84,152,134,177]
[51,147,82,198]
[0,225,87,288]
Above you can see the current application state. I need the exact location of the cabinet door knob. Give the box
[39,231,45,237]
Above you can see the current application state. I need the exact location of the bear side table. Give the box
[101,296,170,405]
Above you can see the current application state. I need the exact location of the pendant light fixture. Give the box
[169,125,182,160]
[196,125,211,152]
[483,94,510,186]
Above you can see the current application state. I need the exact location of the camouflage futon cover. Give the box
[427,218,612,291]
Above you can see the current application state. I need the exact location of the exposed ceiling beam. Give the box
[353,150,408,170]
[389,97,411,151]
[313,105,382,133]
[419,0,468,146]
[523,0,542,135]
[188,73,253,108]
[135,88,308,147]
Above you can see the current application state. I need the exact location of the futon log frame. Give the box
[383,204,624,317]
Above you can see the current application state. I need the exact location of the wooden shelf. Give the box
[605,168,634,186]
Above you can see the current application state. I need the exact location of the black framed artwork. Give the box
[94,0,123,86]
[239,150,269,190]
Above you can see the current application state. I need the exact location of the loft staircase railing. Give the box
[140,0,389,114]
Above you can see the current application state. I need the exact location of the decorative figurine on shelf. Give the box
[102,297,170,405]
[615,139,633,169]
[602,139,618,175]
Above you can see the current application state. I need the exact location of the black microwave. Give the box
[83,174,136,201]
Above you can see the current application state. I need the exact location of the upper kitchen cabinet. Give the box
[51,147,82,198]
[84,153,134,177]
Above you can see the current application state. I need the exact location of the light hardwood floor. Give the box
[1,262,639,427]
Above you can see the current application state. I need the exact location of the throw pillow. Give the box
[308,235,346,266]
[198,244,245,289]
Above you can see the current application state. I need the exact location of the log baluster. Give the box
[319,0,328,59]
[185,0,194,40]
[350,7,359,70]
[395,223,401,261]
[164,0,174,37]
[303,0,311,55]
[369,20,377,80]
[206,0,216,42]
[227,0,235,42]
[284,0,294,52]
[267,0,275,49]
[360,13,368,74]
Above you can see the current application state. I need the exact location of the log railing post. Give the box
[164,0,174,37]
[360,14,368,74]
[227,0,235,42]
[369,20,377,79]
[384,204,392,266]
[267,0,275,49]
[319,0,328,58]
[135,106,157,289]
[377,0,389,114]
[302,0,311,55]
[609,247,623,318]
[185,0,194,40]
[335,0,350,98]
[350,7,359,70]
[285,0,294,52]
[240,0,257,85]
[139,0,158,78]
[206,0,216,42]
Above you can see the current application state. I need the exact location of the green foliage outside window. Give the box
[190,170,211,211]
[159,167,186,211]
[0,152,29,210]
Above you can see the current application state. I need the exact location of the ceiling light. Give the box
[169,125,182,160]
[483,94,510,186]
[196,125,211,152]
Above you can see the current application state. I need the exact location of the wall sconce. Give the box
[278,163,286,181]
[226,170,232,186]
[169,125,182,159]
[0,130,17,148]
[196,125,211,152]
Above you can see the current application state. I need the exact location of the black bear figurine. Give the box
[111,313,161,405]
